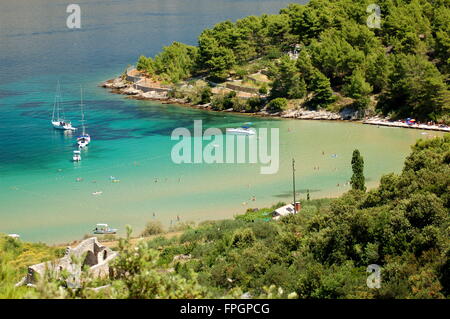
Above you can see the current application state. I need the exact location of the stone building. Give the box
[18,237,117,287]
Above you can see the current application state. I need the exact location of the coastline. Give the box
[100,75,450,133]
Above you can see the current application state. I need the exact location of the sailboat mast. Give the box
[56,81,61,121]
[80,86,85,135]
[52,93,57,122]
[60,82,65,121]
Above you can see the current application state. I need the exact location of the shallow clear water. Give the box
[0,0,442,243]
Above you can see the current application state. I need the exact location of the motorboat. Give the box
[93,223,117,235]
[226,126,256,135]
[72,150,81,162]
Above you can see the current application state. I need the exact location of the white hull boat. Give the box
[77,135,90,148]
[77,87,91,148]
[226,127,256,135]
[51,81,77,131]
[93,223,117,234]
[53,120,76,131]
[73,150,81,162]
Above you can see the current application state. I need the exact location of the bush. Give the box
[267,98,288,113]
[141,221,165,237]
[231,228,256,248]
[211,91,237,111]
[246,97,264,112]
[200,86,212,104]
[258,84,268,95]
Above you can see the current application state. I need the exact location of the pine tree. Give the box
[350,149,366,191]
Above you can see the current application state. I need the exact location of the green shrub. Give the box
[267,98,288,113]
[231,228,256,248]
[141,221,165,237]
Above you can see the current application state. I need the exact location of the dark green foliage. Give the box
[211,91,237,111]
[269,55,307,99]
[378,54,449,121]
[266,97,288,113]
[135,0,449,121]
[137,42,198,83]
[200,86,212,104]
[309,28,366,84]
[350,149,366,191]
[246,97,264,112]
[307,69,335,108]
[136,55,154,74]
[258,84,268,95]
[343,69,373,109]
[231,228,256,248]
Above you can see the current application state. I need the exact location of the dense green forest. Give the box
[1,134,449,298]
[136,0,450,122]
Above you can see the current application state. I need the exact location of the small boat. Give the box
[77,135,90,148]
[77,87,91,148]
[226,126,256,135]
[52,81,77,131]
[93,223,117,235]
[110,176,120,183]
[73,150,81,162]
[53,120,76,131]
[92,191,103,196]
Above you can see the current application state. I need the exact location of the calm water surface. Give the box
[0,0,441,243]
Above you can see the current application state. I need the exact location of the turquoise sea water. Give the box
[0,0,442,243]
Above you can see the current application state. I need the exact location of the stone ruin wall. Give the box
[19,237,117,286]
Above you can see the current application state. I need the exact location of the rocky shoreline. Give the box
[100,77,362,121]
[101,77,450,132]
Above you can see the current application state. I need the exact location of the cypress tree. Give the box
[350,149,366,191]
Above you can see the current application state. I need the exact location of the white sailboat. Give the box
[77,87,91,148]
[52,81,77,131]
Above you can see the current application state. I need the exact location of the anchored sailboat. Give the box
[51,81,76,131]
[77,87,91,148]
